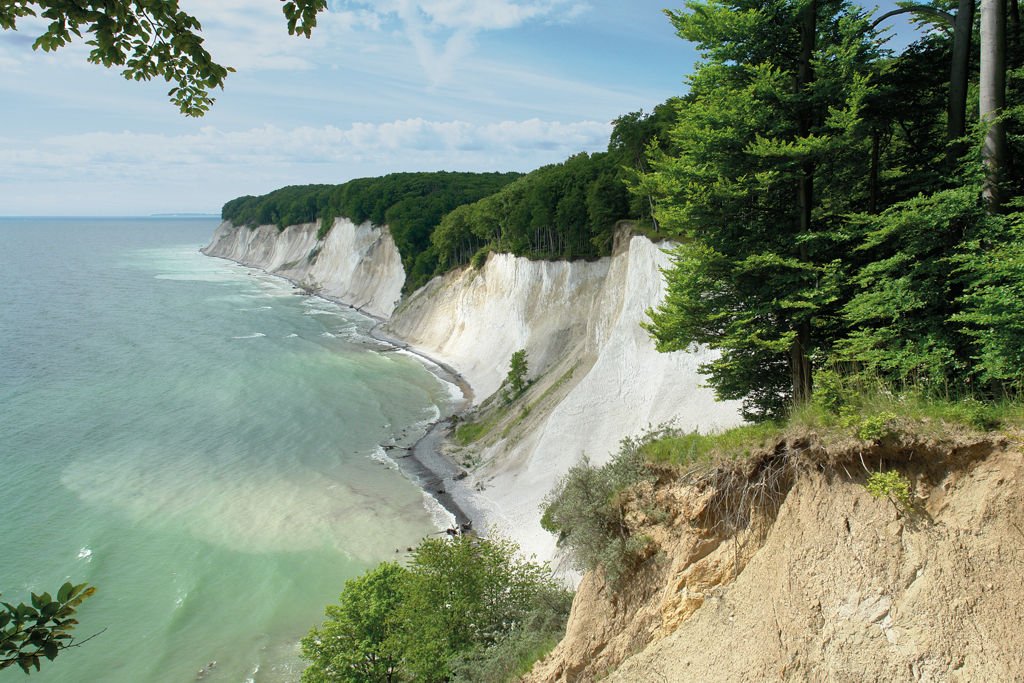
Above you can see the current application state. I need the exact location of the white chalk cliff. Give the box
[204,219,742,562]
[203,219,405,320]
[385,233,742,562]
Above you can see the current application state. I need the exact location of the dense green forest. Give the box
[429,103,679,269]
[643,0,1024,420]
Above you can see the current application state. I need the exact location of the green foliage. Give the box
[454,416,499,446]
[470,247,491,270]
[430,152,626,268]
[0,1,326,116]
[642,1,1024,418]
[953,399,1005,432]
[450,632,561,683]
[639,422,782,467]
[302,537,570,683]
[865,470,913,511]
[642,0,879,420]
[501,350,529,405]
[448,585,572,683]
[300,563,406,683]
[1,582,96,674]
[953,203,1024,388]
[854,411,897,442]
[431,113,676,271]
[812,369,848,416]
[835,187,988,387]
[542,431,663,585]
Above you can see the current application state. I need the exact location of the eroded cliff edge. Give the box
[203,219,742,562]
[524,430,1024,682]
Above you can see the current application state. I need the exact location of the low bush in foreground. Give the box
[301,536,571,683]
[541,430,664,586]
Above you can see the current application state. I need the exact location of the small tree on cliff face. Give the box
[641,0,879,420]
[301,537,569,683]
[501,350,529,405]
[300,564,406,683]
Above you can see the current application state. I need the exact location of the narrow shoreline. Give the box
[200,247,480,531]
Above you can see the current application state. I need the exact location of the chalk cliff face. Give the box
[385,234,742,562]
[202,219,405,320]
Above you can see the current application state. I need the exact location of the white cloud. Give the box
[343,0,590,84]
[0,118,611,213]
[0,118,609,169]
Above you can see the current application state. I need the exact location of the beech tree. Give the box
[0,0,327,115]
[981,0,1010,205]
[871,1,976,164]
[1,583,96,675]
[300,564,406,683]
[642,0,880,419]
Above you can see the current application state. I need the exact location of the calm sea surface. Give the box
[0,217,456,682]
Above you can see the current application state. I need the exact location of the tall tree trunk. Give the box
[793,0,817,405]
[791,323,813,406]
[870,4,972,159]
[948,0,976,163]
[981,0,1008,207]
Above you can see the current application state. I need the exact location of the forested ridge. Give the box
[220,172,522,291]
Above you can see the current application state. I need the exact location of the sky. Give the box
[0,0,916,215]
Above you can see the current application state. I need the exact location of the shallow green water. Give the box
[0,218,455,682]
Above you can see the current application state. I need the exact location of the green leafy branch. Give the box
[0,1,327,116]
[1,582,99,675]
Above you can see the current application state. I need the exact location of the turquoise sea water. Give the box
[0,218,457,682]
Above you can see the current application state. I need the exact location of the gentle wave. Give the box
[232,333,267,339]
[368,445,399,470]
[421,491,456,530]
[394,349,466,404]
